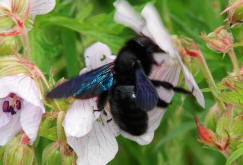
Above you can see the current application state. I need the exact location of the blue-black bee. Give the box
[47,36,190,136]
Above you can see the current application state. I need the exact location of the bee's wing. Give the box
[47,63,114,99]
[135,68,158,111]
[141,5,205,107]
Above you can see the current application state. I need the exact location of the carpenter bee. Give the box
[47,36,190,136]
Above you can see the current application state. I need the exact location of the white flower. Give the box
[0,74,45,145]
[0,0,56,36]
[64,42,169,165]
[0,0,55,19]
[114,0,205,108]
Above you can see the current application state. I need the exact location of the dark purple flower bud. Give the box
[9,106,16,115]
[15,100,21,110]
[2,101,9,112]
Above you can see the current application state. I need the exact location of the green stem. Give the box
[228,48,239,75]
[57,111,66,143]
[198,55,226,111]
[20,28,31,59]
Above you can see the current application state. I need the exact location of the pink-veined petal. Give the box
[67,120,118,165]
[63,99,97,138]
[84,42,116,70]
[20,101,43,144]
[0,112,21,146]
[150,54,181,101]
[30,0,56,19]
[0,75,45,113]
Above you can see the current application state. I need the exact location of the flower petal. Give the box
[0,0,10,11]
[30,0,56,19]
[101,108,120,137]
[84,42,116,70]
[63,99,97,137]
[67,120,118,165]
[180,61,205,107]
[20,101,43,144]
[113,0,145,34]
[0,112,21,146]
[0,75,45,113]
[141,4,177,57]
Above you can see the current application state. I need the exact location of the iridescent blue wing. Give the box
[135,68,158,111]
[47,63,114,99]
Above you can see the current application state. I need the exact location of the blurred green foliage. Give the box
[25,0,243,164]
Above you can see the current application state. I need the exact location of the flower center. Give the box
[2,93,22,115]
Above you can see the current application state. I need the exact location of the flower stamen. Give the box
[2,93,22,115]
[2,101,10,112]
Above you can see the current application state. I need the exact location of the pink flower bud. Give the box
[201,26,233,53]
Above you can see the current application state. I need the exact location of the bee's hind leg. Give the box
[94,91,109,113]
[157,98,169,108]
[150,80,191,94]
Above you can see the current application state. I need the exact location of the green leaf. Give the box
[60,28,80,78]
[38,118,57,141]
[41,16,126,53]
[155,122,195,151]
[226,145,243,165]
[29,28,61,73]
[76,3,93,22]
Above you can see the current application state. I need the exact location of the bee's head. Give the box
[132,36,164,54]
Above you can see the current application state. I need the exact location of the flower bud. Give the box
[194,116,229,151]
[221,0,243,25]
[4,138,35,165]
[42,142,75,165]
[216,107,233,138]
[201,26,233,53]
[172,36,200,75]
[0,36,21,56]
[204,103,222,131]
[42,142,62,165]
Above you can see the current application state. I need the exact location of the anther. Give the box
[2,101,9,112]
[15,100,21,110]
[8,93,16,98]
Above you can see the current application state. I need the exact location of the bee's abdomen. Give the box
[110,85,148,136]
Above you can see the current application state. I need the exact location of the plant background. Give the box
[1,0,243,164]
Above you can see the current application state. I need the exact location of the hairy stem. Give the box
[198,55,226,111]
[20,28,31,59]
[228,48,239,75]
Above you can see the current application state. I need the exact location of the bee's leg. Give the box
[150,80,191,94]
[95,91,109,112]
[157,98,169,108]
[107,118,112,123]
